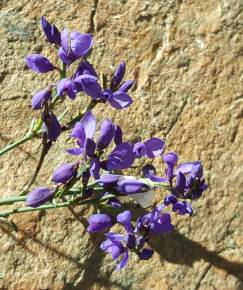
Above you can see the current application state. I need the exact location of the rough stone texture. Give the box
[0,0,242,289]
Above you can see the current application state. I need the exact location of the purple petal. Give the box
[142,164,168,182]
[71,122,86,145]
[70,33,93,57]
[110,61,126,91]
[144,137,165,158]
[80,110,96,139]
[109,244,123,260]
[26,187,54,208]
[152,213,174,234]
[58,47,75,65]
[176,162,194,175]
[52,163,76,184]
[163,152,178,165]
[25,54,55,73]
[41,17,53,42]
[97,119,115,150]
[176,171,186,193]
[106,232,125,242]
[66,147,84,156]
[61,28,69,52]
[90,158,100,180]
[164,194,178,206]
[139,248,154,260]
[57,78,76,99]
[43,113,61,141]
[117,179,150,194]
[32,88,51,110]
[119,80,134,93]
[126,233,136,249]
[100,239,114,251]
[108,91,133,109]
[73,60,98,79]
[41,17,61,45]
[117,210,132,232]
[190,161,203,179]
[114,125,123,145]
[84,138,96,157]
[87,214,113,233]
[116,250,129,270]
[133,142,146,158]
[107,142,135,170]
[75,74,102,99]
[99,174,120,188]
[172,201,193,216]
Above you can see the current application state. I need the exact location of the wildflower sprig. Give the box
[0,17,208,270]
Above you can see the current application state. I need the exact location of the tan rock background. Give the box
[0,0,242,289]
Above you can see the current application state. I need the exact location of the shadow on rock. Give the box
[149,230,243,282]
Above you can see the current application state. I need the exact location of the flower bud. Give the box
[97,119,114,150]
[41,17,61,46]
[87,214,113,233]
[32,88,52,110]
[117,179,150,194]
[25,54,55,73]
[110,61,126,91]
[26,187,54,208]
[52,163,77,184]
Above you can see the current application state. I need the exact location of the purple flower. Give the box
[84,138,96,157]
[99,174,120,188]
[110,61,126,91]
[41,17,61,46]
[117,210,133,233]
[74,74,103,99]
[163,152,178,181]
[42,112,62,141]
[52,163,77,184]
[100,233,129,270]
[134,138,165,158]
[119,80,134,93]
[117,179,150,195]
[172,201,193,216]
[114,125,123,145]
[32,88,52,110]
[106,142,135,170]
[87,214,113,233]
[67,110,96,156]
[70,32,93,58]
[57,78,76,100]
[142,164,168,182]
[26,187,54,208]
[25,54,55,73]
[174,161,208,199]
[96,119,115,150]
[135,206,174,235]
[73,60,98,79]
[103,89,133,110]
[110,61,134,94]
[58,29,93,65]
[176,171,187,195]
[90,158,101,180]
[164,194,193,216]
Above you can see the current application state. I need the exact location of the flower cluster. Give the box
[21,17,208,270]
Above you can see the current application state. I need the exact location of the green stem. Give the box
[0,132,34,156]
[67,100,98,128]
[0,185,104,207]
[0,194,116,218]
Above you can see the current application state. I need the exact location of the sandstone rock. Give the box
[0,0,242,289]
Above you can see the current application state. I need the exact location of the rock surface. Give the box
[0,0,242,289]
